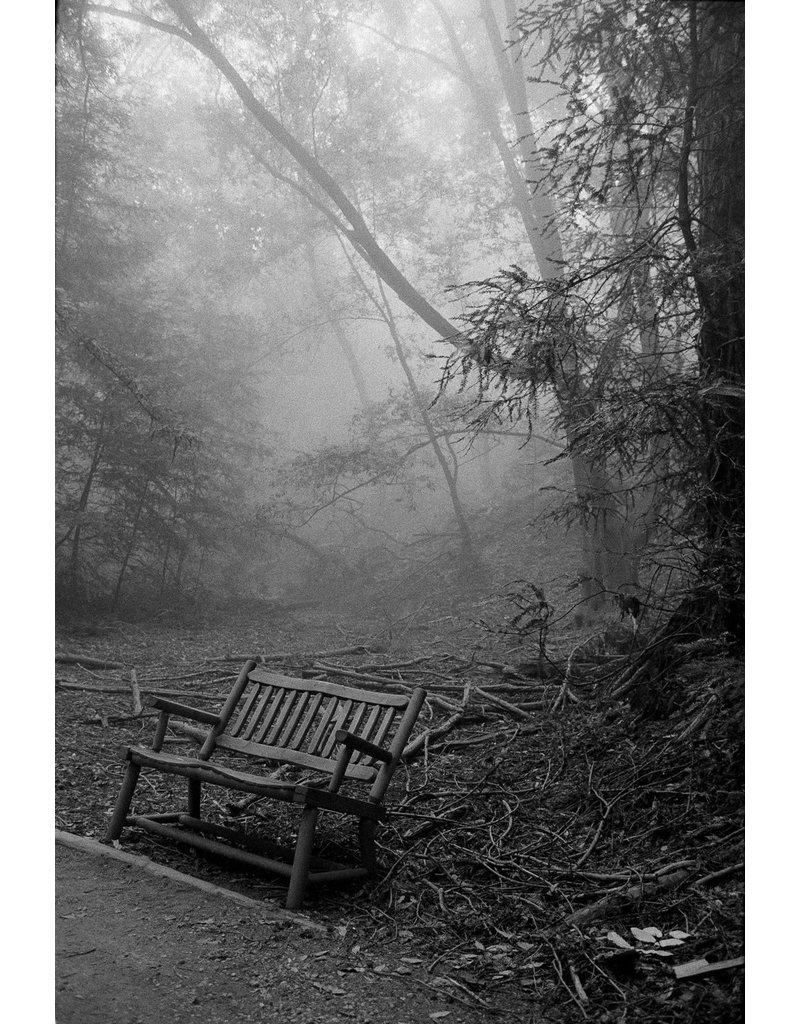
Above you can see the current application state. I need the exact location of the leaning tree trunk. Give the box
[341,236,483,571]
[476,0,633,607]
[374,280,482,572]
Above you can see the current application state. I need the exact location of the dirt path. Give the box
[56,844,492,1024]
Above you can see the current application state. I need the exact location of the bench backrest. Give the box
[208,665,422,797]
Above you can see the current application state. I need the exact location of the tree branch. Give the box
[85,4,194,44]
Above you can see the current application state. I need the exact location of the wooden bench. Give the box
[104,659,426,908]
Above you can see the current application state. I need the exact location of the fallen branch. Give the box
[564,867,692,929]
[401,804,469,843]
[56,652,124,669]
[205,644,376,665]
[675,695,718,743]
[129,669,143,717]
[314,662,460,713]
[82,711,159,726]
[473,686,537,721]
[403,683,473,759]
[674,956,744,980]
[693,861,744,887]
[56,680,223,701]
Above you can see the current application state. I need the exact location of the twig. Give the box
[693,861,744,887]
[568,962,589,1002]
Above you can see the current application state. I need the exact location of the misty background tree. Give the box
[56,0,743,649]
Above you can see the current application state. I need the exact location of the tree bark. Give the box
[691,1,745,639]
[477,0,630,606]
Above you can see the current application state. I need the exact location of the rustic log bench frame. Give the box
[104,659,426,908]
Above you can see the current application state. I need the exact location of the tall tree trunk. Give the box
[475,0,628,606]
[690,1,744,639]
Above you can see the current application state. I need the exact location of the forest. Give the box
[53,2,745,1022]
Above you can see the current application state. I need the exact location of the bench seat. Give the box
[104,659,425,908]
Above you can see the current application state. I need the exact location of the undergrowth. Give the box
[55,607,743,1023]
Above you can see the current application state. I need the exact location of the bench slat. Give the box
[372,707,396,750]
[248,667,409,707]
[229,683,263,737]
[346,701,367,740]
[263,689,298,746]
[275,691,310,748]
[307,697,338,756]
[321,699,354,758]
[250,688,289,744]
[214,733,376,781]
[288,692,324,751]
[353,704,382,764]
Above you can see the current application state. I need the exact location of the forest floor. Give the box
[56,843,488,1024]
[55,602,744,1023]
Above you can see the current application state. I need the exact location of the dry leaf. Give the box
[669,930,691,940]
[658,938,685,948]
[631,927,658,944]
[606,931,634,950]
[312,982,346,995]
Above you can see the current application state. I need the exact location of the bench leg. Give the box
[104,763,141,842]
[286,807,318,910]
[187,778,201,819]
[358,819,377,875]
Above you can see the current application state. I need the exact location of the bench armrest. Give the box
[334,729,393,764]
[149,698,222,726]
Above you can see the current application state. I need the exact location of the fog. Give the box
[58,0,739,640]
[56,1,581,625]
